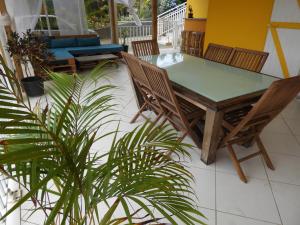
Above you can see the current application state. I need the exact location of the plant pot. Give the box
[188,13,193,18]
[21,76,44,97]
[123,45,129,52]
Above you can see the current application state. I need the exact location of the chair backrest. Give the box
[227,76,300,140]
[188,32,205,57]
[180,31,191,53]
[121,51,149,88]
[204,43,234,64]
[139,60,188,123]
[227,47,269,72]
[131,40,160,57]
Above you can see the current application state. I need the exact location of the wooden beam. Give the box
[109,0,118,44]
[270,22,300,30]
[151,0,158,41]
[270,27,290,78]
[0,0,24,80]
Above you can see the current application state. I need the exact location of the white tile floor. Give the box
[21,61,300,225]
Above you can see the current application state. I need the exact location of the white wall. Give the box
[262,0,300,78]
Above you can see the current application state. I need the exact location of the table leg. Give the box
[201,109,224,164]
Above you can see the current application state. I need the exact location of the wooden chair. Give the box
[227,48,269,72]
[221,75,300,183]
[121,52,163,124]
[139,60,205,148]
[204,43,234,64]
[131,40,160,57]
[180,31,191,54]
[188,32,205,57]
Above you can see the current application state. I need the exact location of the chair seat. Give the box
[223,105,253,127]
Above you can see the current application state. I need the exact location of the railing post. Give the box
[109,0,118,44]
[152,0,158,41]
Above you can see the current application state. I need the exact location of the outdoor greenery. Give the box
[85,0,187,29]
[0,57,205,224]
[6,30,52,78]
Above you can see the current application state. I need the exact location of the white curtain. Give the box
[5,0,43,34]
[116,0,142,26]
[52,0,88,35]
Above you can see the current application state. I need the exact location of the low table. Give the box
[75,54,119,69]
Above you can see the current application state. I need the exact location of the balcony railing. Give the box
[118,22,152,45]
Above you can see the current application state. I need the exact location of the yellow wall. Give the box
[186,0,210,18]
[203,0,274,51]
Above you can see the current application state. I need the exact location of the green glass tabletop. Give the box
[140,53,278,102]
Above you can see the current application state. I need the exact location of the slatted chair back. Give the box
[225,76,300,142]
[139,60,191,128]
[122,51,163,124]
[222,75,300,183]
[132,40,160,57]
[204,43,234,64]
[180,30,191,54]
[189,32,205,57]
[227,48,269,72]
[121,51,149,88]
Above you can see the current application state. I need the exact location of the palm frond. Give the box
[0,55,205,225]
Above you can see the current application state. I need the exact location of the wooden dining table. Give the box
[136,52,278,165]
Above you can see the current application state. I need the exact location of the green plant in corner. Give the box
[7,29,52,78]
[0,56,206,225]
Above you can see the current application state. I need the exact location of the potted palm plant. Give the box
[7,29,52,97]
[120,28,129,52]
[0,56,205,224]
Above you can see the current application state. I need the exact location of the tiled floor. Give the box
[21,58,300,225]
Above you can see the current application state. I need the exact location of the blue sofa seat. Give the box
[49,37,124,61]
[49,48,74,60]
[67,44,124,56]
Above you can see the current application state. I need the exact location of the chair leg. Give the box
[227,144,248,183]
[255,136,275,170]
[130,102,148,123]
[166,130,188,158]
[152,112,163,125]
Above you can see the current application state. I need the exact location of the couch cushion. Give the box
[66,44,124,55]
[49,48,74,60]
[77,37,100,47]
[50,44,124,61]
[50,38,77,48]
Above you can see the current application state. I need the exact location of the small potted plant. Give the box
[7,29,52,97]
[188,5,194,18]
[120,28,129,52]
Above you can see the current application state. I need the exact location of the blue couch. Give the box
[49,37,124,60]
[48,36,124,72]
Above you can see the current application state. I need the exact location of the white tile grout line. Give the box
[268,179,300,188]
[261,157,284,225]
[199,205,281,225]
[214,159,217,225]
[281,115,300,148]
[215,209,281,225]
[268,150,300,159]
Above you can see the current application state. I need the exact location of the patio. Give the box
[0,0,300,225]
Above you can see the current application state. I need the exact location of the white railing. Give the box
[118,22,152,45]
[0,176,8,225]
[172,20,185,49]
[158,2,186,36]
